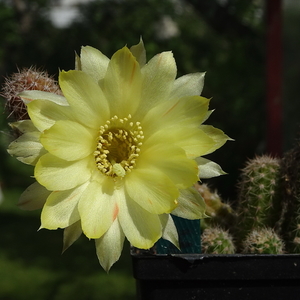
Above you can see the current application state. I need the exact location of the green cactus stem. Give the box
[242,227,284,254]
[201,226,236,254]
[236,155,282,243]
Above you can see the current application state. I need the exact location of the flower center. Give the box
[94,114,144,177]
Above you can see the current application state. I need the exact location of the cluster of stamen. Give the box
[94,114,144,178]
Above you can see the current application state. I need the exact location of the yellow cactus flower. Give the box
[8,40,230,271]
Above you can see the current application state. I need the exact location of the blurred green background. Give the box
[0,0,299,299]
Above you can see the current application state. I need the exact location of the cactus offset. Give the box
[195,183,236,231]
[202,227,235,254]
[1,67,62,121]
[236,155,282,242]
[242,227,284,254]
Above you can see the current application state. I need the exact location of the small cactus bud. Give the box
[202,226,236,254]
[242,227,284,254]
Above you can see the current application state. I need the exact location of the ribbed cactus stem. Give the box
[242,227,284,254]
[202,227,235,254]
[237,155,282,242]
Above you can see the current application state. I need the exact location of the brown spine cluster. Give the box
[1,67,61,121]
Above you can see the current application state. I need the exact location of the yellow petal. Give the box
[159,214,179,249]
[103,47,142,117]
[9,120,36,133]
[40,120,95,161]
[80,46,109,82]
[27,99,73,132]
[40,183,88,230]
[199,125,232,155]
[117,188,162,249]
[78,180,117,239]
[19,90,68,106]
[125,168,178,214]
[18,181,50,210]
[138,51,176,116]
[142,95,210,136]
[35,153,92,190]
[138,144,198,189]
[130,38,146,67]
[170,72,205,99]
[172,187,206,220]
[144,126,216,159]
[95,219,125,272]
[196,157,227,179]
[7,131,46,165]
[59,70,110,129]
[63,221,82,253]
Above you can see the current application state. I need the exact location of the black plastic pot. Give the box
[131,253,300,300]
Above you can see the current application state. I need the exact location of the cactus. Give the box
[201,227,235,254]
[236,155,282,243]
[1,67,61,121]
[280,144,300,253]
[195,183,237,231]
[242,227,284,254]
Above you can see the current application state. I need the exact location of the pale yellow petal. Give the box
[41,182,88,230]
[142,95,210,136]
[40,120,95,161]
[138,51,176,116]
[7,131,46,165]
[27,99,73,132]
[35,153,92,190]
[170,72,205,99]
[144,126,216,159]
[103,47,142,117]
[138,144,198,189]
[18,181,50,210]
[75,52,81,70]
[9,120,36,133]
[80,46,109,82]
[117,188,162,249]
[19,90,68,106]
[172,187,206,220]
[196,157,226,179]
[130,38,146,67]
[125,168,178,214]
[63,221,82,253]
[78,180,117,239]
[159,214,179,249]
[95,219,125,272]
[199,125,232,155]
[59,70,110,129]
